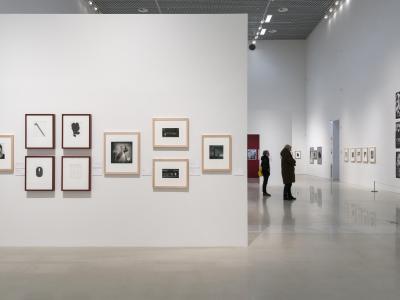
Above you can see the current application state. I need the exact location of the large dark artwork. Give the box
[162,169,179,179]
[396,152,400,178]
[111,142,132,164]
[210,145,224,159]
[396,92,400,119]
[162,128,179,138]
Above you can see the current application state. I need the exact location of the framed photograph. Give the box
[25,114,55,149]
[247,149,257,160]
[25,156,55,191]
[62,156,91,191]
[153,159,189,189]
[202,135,232,172]
[310,147,315,164]
[317,147,322,165]
[0,135,14,173]
[344,148,349,162]
[397,152,400,178]
[356,148,362,163]
[368,147,376,164]
[350,148,356,163]
[104,132,140,175]
[152,118,189,148]
[62,114,92,149]
[362,148,368,163]
[396,92,400,119]
[294,151,301,159]
[396,122,400,149]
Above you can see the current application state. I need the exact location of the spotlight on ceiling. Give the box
[249,43,256,51]
[278,7,288,13]
[138,7,149,13]
[261,28,267,35]
[265,15,273,23]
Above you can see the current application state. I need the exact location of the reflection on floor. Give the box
[1,175,400,300]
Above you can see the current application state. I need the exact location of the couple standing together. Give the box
[261,144,296,201]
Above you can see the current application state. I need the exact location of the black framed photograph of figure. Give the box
[396,122,400,149]
[62,114,92,149]
[202,135,232,172]
[310,147,315,164]
[396,92,400,119]
[104,132,140,175]
[152,118,189,149]
[294,151,301,159]
[362,148,369,163]
[368,147,376,164]
[25,114,55,149]
[317,147,322,165]
[344,148,349,162]
[397,152,400,178]
[0,134,14,173]
[25,156,55,191]
[62,156,91,191]
[350,148,356,163]
[153,159,189,189]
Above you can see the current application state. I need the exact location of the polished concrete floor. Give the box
[1,175,400,300]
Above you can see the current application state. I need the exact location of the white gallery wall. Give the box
[0,15,248,246]
[248,41,306,184]
[305,0,400,191]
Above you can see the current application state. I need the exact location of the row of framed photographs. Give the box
[344,147,376,163]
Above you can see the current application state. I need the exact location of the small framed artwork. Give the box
[25,156,55,191]
[247,149,257,160]
[202,135,232,172]
[153,118,189,149]
[0,134,14,173]
[25,114,55,149]
[294,151,301,159]
[153,159,189,189]
[362,148,368,163]
[396,91,400,119]
[397,152,400,178]
[310,147,315,164]
[368,147,376,164]
[356,148,362,163]
[62,156,91,191]
[62,114,92,149]
[344,148,349,162]
[396,122,400,149]
[317,147,322,165]
[104,132,140,175]
[350,148,356,162]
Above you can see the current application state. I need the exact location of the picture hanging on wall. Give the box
[202,135,232,172]
[294,151,301,160]
[104,132,140,175]
[25,114,55,149]
[153,118,189,149]
[310,147,315,164]
[153,159,189,189]
[0,135,14,173]
[396,92,400,119]
[356,148,362,163]
[247,149,257,160]
[368,147,376,164]
[25,156,55,191]
[350,148,356,163]
[62,156,91,191]
[344,148,349,162]
[62,114,92,149]
[317,147,322,165]
[396,152,400,179]
[362,148,369,163]
[396,122,400,149]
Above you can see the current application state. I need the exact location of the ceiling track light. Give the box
[87,0,101,13]
[250,0,274,49]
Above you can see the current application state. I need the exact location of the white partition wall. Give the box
[0,15,248,247]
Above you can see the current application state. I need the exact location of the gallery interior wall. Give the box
[248,40,306,184]
[305,0,400,191]
[0,14,248,247]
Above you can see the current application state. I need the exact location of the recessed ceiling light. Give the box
[324,15,328,19]
[138,7,149,13]
[329,8,333,12]
[268,29,277,34]
[260,28,267,35]
[335,1,340,5]
[278,7,288,13]
[88,1,93,5]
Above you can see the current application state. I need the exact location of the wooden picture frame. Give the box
[202,135,232,173]
[25,114,55,149]
[0,134,14,173]
[104,132,141,175]
[153,159,189,189]
[61,156,91,191]
[62,114,92,149]
[25,156,55,191]
[152,118,189,149]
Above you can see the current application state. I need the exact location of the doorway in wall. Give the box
[247,134,260,178]
[331,120,340,181]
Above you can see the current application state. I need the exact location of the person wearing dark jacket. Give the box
[281,144,296,200]
[261,150,271,197]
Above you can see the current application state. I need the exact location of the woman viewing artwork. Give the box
[281,144,296,201]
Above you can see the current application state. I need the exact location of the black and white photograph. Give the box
[25,156,55,191]
[369,147,376,164]
[310,147,315,164]
[396,122,400,148]
[0,135,14,173]
[0,143,5,159]
[104,132,140,175]
[25,114,55,149]
[396,92,400,119]
[397,152,400,178]
[362,148,369,163]
[294,151,301,159]
[62,114,92,149]
[247,149,257,160]
[317,147,322,165]
[153,118,189,148]
[162,169,179,179]
[210,145,224,160]
[202,135,232,172]
[111,142,132,164]
[162,128,179,138]
[351,148,356,162]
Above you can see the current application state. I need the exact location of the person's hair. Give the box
[284,144,291,150]
[263,150,269,156]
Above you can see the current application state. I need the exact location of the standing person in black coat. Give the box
[280,144,296,201]
[261,150,271,197]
